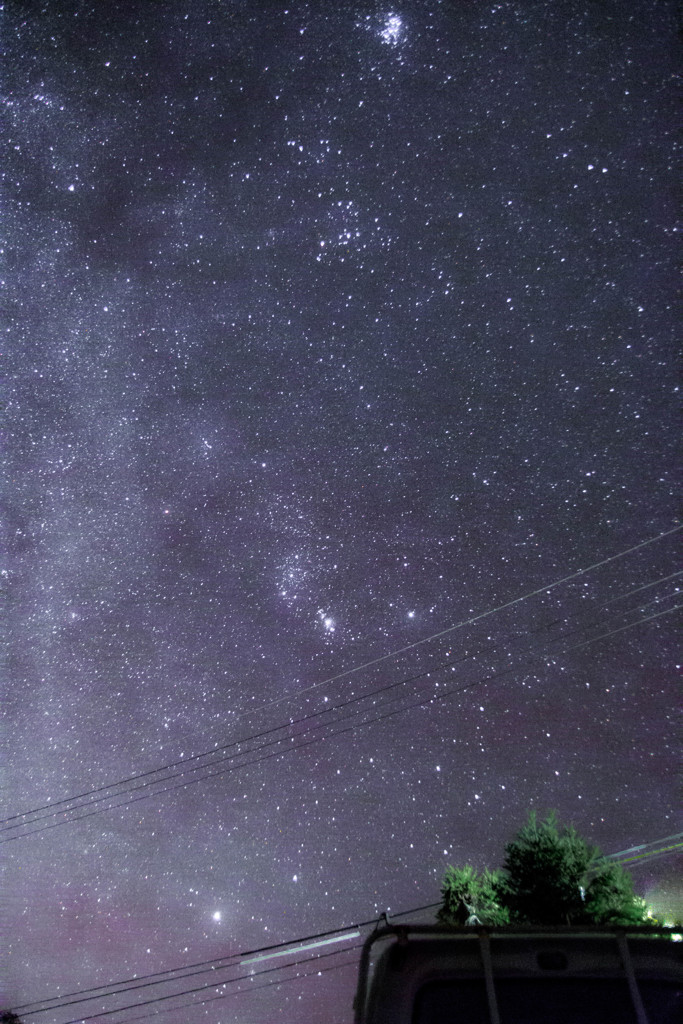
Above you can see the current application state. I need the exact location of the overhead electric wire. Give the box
[15,836,683,1018]
[522,585,681,646]
[16,928,358,1014]
[7,529,679,1018]
[0,613,611,843]
[616,843,683,867]
[90,953,361,1024]
[48,943,364,1024]
[16,902,441,1018]
[0,662,502,844]
[0,643,475,833]
[615,590,682,616]
[3,597,679,844]
[214,523,682,722]
[17,823,683,1023]
[562,603,681,651]
[114,958,360,1024]
[1,636,557,839]
[603,832,683,859]
[603,569,682,604]
[1,598,671,847]
[21,945,362,1022]
[5,522,679,832]
[603,832,683,868]
[0,651,476,841]
[7,606,570,837]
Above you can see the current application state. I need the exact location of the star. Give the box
[380,14,403,46]
[5,2,678,1021]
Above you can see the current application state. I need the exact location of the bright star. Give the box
[381,14,402,46]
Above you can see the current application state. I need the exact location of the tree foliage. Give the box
[1,1012,24,1024]
[439,811,649,928]
[499,810,597,925]
[583,861,647,926]
[438,864,509,927]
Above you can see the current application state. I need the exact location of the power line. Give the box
[17,823,683,1022]
[96,953,360,1024]
[218,524,681,721]
[8,608,558,838]
[562,603,681,651]
[0,645,470,834]
[3,599,677,844]
[13,926,367,1015]
[603,832,683,868]
[14,836,683,1018]
[602,570,682,605]
[604,832,683,860]
[617,843,683,867]
[17,903,441,1018]
[52,943,364,1024]
[0,632,589,843]
[21,945,362,1022]
[15,931,358,1015]
[0,652,472,841]
[519,585,681,647]
[5,523,678,830]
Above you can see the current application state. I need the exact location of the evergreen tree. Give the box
[438,811,649,928]
[1,1012,24,1024]
[499,811,597,925]
[583,861,648,926]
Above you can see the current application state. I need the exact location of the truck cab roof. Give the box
[354,924,682,1024]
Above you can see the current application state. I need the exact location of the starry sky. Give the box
[3,1,680,1021]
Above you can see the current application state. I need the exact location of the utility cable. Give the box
[0,652,476,841]
[602,570,682,604]
[17,903,441,1018]
[9,602,576,838]
[17,833,683,1017]
[87,951,361,1024]
[3,601,677,844]
[5,522,678,829]
[19,819,683,1023]
[12,902,440,1015]
[21,945,362,1021]
[51,943,364,1024]
[519,586,681,647]
[0,646,473,834]
[606,838,683,868]
[227,524,681,721]
[562,603,681,651]
[0,613,576,838]
[603,832,683,861]
[0,632,595,844]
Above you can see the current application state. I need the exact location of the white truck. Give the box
[354,924,681,1023]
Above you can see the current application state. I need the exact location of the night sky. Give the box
[4,1,681,1021]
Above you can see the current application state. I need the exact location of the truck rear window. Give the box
[413,977,681,1024]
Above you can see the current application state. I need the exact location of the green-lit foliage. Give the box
[438,811,649,928]
[584,861,648,926]
[438,863,509,927]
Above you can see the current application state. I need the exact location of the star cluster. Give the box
[4,1,680,1021]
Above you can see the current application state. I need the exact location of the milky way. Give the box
[4,2,680,1021]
